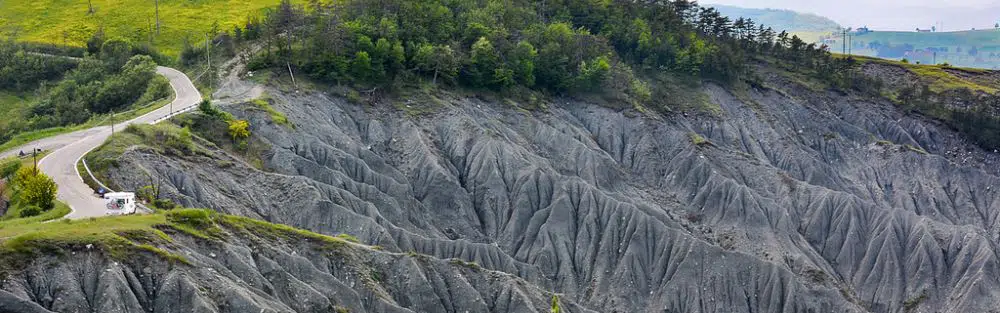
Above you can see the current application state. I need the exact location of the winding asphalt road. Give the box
[1,67,202,219]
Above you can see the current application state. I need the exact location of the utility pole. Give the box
[155,0,160,34]
[205,33,212,73]
[32,148,37,174]
[842,28,847,54]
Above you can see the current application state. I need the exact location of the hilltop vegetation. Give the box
[0,0,281,56]
[242,0,870,115]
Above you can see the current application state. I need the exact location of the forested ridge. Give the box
[239,0,874,109]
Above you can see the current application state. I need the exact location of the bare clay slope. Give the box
[102,74,1000,312]
[0,216,591,313]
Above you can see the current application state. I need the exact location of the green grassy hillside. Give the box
[848,29,1000,69]
[855,29,1000,48]
[0,0,281,55]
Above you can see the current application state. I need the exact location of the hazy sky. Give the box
[700,0,1000,31]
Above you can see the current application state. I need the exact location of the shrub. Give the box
[19,205,41,218]
[14,167,57,210]
[152,199,177,210]
[166,209,213,228]
[199,99,222,118]
[346,89,363,104]
[227,120,251,142]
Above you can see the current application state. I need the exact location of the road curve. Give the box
[25,66,203,219]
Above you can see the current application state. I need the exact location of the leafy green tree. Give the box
[389,40,406,75]
[577,55,611,90]
[356,35,374,54]
[511,41,537,86]
[493,67,515,89]
[351,51,373,82]
[468,37,500,87]
[413,44,459,84]
[17,168,57,210]
[100,37,134,70]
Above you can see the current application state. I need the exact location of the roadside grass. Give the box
[84,123,196,189]
[0,200,71,226]
[0,94,175,156]
[0,0,282,56]
[77,158,103,193]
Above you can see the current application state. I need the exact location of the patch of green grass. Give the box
[76,158,103,193]
[906,65,996,94]
[0,0,284,56]
[250,93,292,128]
[0,200,71,225]
[448,258,482,271]
[86,123,195,181]
[219,214,351,251]
[134,243,191,265]
[849,55,997,94]
[905,144,929,155]
[0,207,379,276]
[164,209,224,240]
[689,132,710,147]
[337,233,361,244]
[550,294,561,313]
[0,213,169,271]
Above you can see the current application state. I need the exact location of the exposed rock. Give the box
[0,217,590,313]
[50,70,1000,312]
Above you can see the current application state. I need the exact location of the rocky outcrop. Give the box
[83,69,1000,313]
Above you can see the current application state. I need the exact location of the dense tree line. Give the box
[0,38,170,145]
[0,41,77,92]
[231,0,877,105]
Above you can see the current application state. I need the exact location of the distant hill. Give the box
[846,29,1000,69]
[709,4,841,33]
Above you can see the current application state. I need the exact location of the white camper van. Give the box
[104,192,137,215]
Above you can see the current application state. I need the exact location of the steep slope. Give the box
[76,60,1000,312]
[0,211,590,313]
